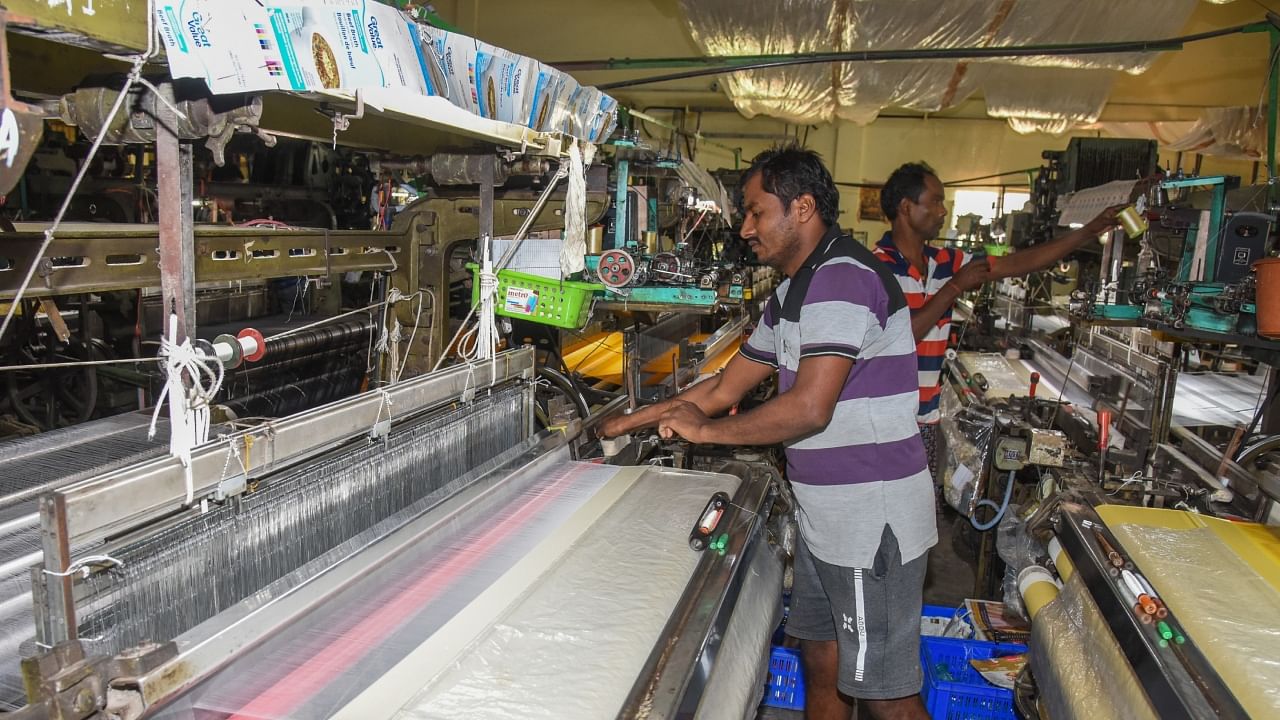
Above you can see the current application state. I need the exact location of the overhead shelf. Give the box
[2,3,580,156]
[298,89,570,156]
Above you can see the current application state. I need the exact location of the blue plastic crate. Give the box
[763,646,805,711]
[921,635,1024,720]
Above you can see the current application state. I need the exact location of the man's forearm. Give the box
[994,226,1096,278]
[695,392,825,445]
[912,284,960,342]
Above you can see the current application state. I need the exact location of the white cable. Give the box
[397,290,424,382]
[453,241,500,379]
[42,554,125,579]
[474,236,500,372]
[0,0,159,344]
[374,287,425,384]
[148,311,224,506]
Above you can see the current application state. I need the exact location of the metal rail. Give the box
[617,460,779,719]
[0,224,404,298]
[36,348,535,645]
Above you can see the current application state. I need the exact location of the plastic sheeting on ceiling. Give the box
[1084,106,1267,161]
[679,0,1202,134]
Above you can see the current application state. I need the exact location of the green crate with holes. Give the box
[467,264,603,330]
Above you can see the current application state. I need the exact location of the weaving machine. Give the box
[1022,503,1280,719]
[9,347,786,720]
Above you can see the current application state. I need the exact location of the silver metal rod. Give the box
[496,165,569,270]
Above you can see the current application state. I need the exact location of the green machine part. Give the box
[1160,175,1237,283]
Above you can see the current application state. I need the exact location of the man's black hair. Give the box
[880,161,937,221]
[739,144,840,228]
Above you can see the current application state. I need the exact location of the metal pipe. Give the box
[944,168,1040,186]
[628,108,743,164]
[157,112,196,341]
[595,22,1263,90]
[495,165,569,270]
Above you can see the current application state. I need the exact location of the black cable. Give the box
[537,364,591,420]
[1235,375,1280,458]
[600,22,1259,90]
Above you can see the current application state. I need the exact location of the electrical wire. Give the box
[971,469,1016,531]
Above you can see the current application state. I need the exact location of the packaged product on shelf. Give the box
[587,92,619,143]
[483,52,539,125]
[523,63,560,130]
[365,2,433,95]
[564,84,601,139]
[417,26,482,113]
[541,73,581,134]
[155,0,286,93]
[263,1,383,91]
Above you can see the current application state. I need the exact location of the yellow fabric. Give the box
[561,331,724,386]
[1096,505,1280,593]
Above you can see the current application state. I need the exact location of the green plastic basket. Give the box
[468,265,602,330]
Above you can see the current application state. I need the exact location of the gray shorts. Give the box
[785,525,927,700]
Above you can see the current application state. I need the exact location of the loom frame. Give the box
[34,348,537,647]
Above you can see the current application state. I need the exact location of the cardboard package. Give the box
[364,2,433,95]
[263,1,383,91]
[155,0,287,93]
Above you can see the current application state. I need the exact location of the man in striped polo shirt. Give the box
[602,146,935,719]
[874,162,1120,479]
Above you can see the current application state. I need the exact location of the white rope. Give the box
[148,311,224,506]
[560,141,595,277]
[375,287,425,385]
[432,164,570,373]
[472,236,501,372]
[0,0,159,344]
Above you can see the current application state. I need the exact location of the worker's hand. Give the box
[657,400,711,443]
[949,259,992,293]
[1084,205,1125,236]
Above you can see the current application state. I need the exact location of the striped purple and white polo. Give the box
[739,227,937,569]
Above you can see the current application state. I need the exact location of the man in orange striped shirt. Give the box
[873,162,1120,479]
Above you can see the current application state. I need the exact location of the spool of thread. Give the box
[1048,536,1074,581]
[1118,580,1154,624]
[643,231,659,254]
[1117,205,1149,239]
[587,226,605,254]
[1093,529,1124,570]
[1121,570,1159,616]
[1017,565,1062,620]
